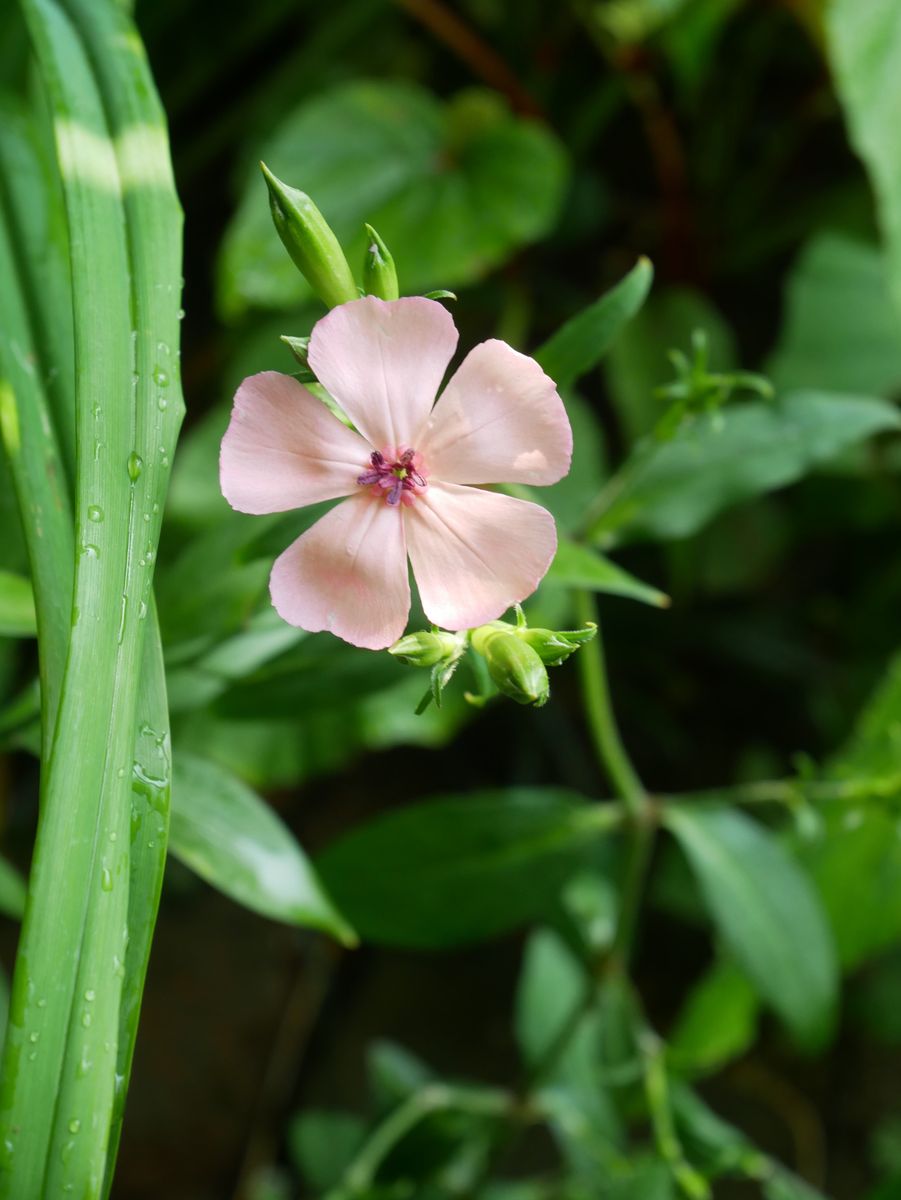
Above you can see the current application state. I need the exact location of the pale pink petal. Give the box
[405,483,557,630]
[419,340,572,486]
[270,493,410,649]
[220,371,372,514]
[308,296,458,451]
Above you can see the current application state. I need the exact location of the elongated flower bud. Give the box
[260,163,357,309]
[471,625,549,707]
[363,224,399,301]
[388,630,464,667]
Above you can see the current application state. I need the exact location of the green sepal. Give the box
[389,630,465,668]
[362,223,399,301]
[260,163,357,309]
[519,622,598,666]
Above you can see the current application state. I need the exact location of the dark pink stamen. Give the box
[357,447,427,505]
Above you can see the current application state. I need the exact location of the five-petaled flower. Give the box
[220,296,572,650]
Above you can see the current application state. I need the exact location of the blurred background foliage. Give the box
[3,0,901,1196]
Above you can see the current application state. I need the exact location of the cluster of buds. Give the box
[390,608,596,712]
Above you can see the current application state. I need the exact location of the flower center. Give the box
[357,447,427,507]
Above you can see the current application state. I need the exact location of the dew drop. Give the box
[152,365,169,388]
[87,505,103,523]
[127,451,143,482]
[84,989,95,1003]
[157,396,169,411]
[68,1119,80,1135]
[81,1012,92,1028]
[101,868,112,893]
[80,544,99,559]
[28,1031,39,1044]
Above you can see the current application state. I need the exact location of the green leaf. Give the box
[664,806,838,1045]
[317,790,614,948]
[0,853,26,920]
[515,927,587,1069]
[827,0,901,321]
[799,807,901,971]
[767,233,901,397]
[219,83,567,315]
[669,960,758,1074]
[0,571,35,637]
[591,391,901,546]
[534,257,653,390]
[546,540,669,608]
[288,1110,367,1191]
[796,651,901,968]
[170,752,354,943]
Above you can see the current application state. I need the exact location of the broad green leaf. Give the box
[0,571,35,637]
[799,808,901,971]
[592,391,900,546]
[605,287,736,441]
[669,960,758,1074]
[368,1040,433,1113]
[534,258,653,390]
[170,752,354,942]
[515,929,622,1177]
[827,0,901,321]
[546,540,669,608]
[317,790,614,948]
[515,928,587,1068]
[288,1110,367,1191]
[767,233,901,397]
[762,1173,828,1200]
[829,650,901,783]
[796,651,901,967]
[664,806,838,1045]
[0,853,26,920]
[219,82,567,315]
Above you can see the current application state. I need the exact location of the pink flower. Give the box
[220,296,572,650]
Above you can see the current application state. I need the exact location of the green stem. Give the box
[573,590,645,814]
[338,1084,515,1194]
[638,1025,711,1200]
[573,589,654,971]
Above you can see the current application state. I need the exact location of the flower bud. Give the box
[388,630,464,668]
[362,224,399,301]
[471,625,549,707]
[519,622,597,666]
[260,163,357,310]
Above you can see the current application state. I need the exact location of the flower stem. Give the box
[573,590,645,815]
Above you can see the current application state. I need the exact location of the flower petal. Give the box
[405,482,557,630]
[270,493,410,650]
[419,340,572,486]
[220,371,372,514]
[308,296,458,450]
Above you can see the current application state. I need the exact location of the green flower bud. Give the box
[362,224,399,301]
[471,625,549,707]
[260,163,357,310]
[388,630,464,668]
[519,622,597,667]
